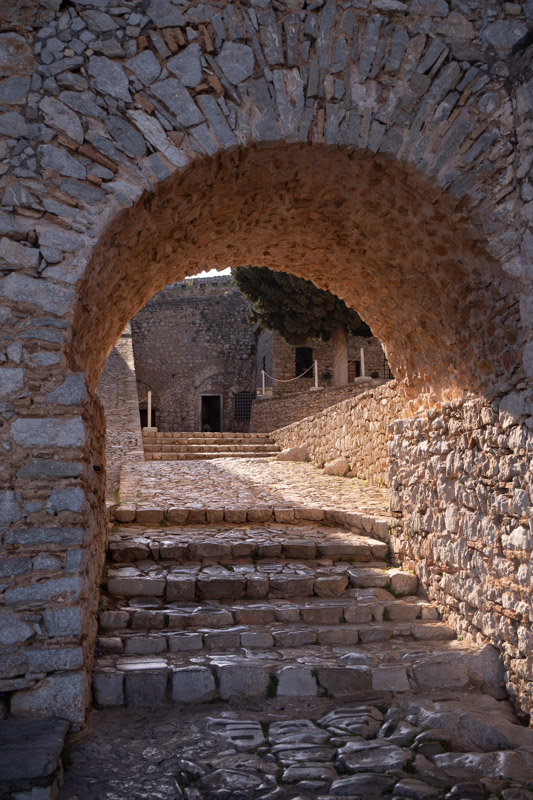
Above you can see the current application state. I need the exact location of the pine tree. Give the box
[232,266,371,386]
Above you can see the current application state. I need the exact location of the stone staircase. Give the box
[93,519,500,708]
[142,431,280,461]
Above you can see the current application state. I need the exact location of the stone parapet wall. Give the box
[272,381,404,486]
[97,324,144,502]
[251,380,389,433]
[389,396,533,719]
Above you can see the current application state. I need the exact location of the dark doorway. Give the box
[201,395,222,432]
[348,360,361,381]
[139,407,157,428]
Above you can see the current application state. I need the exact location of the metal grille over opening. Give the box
[234,391,256,421]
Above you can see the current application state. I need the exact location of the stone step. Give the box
[108,523,390,564]
[96,617,454,658]
[144,451,277,461]
[143,432,275,441]
[92,640,502,708]
[144,443,279,453]
[110,503,392,544]
[104,561,417,603]
[98,593,440,634]
[0,718,70,799]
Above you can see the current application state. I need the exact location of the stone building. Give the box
[131,275,257,432]
[257,327,391,395]
[130,274,390,431]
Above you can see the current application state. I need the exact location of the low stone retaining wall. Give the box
[272,382,404,486]
[389,395,533,720]
[250,380,388,433]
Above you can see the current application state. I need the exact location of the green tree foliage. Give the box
[232,266,371,345]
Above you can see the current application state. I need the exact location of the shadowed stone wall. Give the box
[251,378,389,433]
[272,380,404,485]
[0,0,532,725]
[96,323,144,503]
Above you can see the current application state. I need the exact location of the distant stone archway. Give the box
[0,1,532,724]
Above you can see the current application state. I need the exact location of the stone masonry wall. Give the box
[0,0,532,727]
[131,281,257,432]
[389,396,533,719]
[251,379,389,433]
[273,381,404,486]
[97,323,144,504]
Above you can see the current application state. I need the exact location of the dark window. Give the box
[234,391,255,421]
[295,347,313,378]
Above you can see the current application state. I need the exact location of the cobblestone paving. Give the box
[59,694,533,800]
[119,459,389,516]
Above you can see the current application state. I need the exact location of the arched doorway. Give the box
[1,1,531,725]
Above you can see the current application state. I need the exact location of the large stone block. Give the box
[0,366,24,395]
[11,671,89,724]
[276,666,317,696]
[0,489,21,525]
[315,666,371,695]
[216,664,271,699]
[11,417,85,447]
[5,576,82,608]
[0,608,34,645]
[93,672,124,707]
[0,273,76,315]
[371,665,410,692]
[171,666,215,702]
[27,647,84,673]
[5,527,84,547]
[124,669,168,707]
[0,717,69,781]
[42,606,82,638]
[166,574,196,601]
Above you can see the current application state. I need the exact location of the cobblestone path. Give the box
[60,695,533,800]
[118,458,389,517]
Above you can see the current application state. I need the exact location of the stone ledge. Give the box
[107,502,392,542]
[0,717,69,799]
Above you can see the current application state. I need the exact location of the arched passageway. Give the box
[0,0,531,727]
[72,144,516,405]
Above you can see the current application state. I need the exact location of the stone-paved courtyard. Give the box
[118,459,390,517]
[59,694,533,800]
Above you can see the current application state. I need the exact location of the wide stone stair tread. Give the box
[108,523,390,563]
[104,559,414,602]
[92,639,501,707]
[96,619,456,658]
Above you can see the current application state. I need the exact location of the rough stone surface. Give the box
[0,0,531,746]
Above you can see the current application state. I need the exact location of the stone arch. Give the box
[0,1,532,724]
